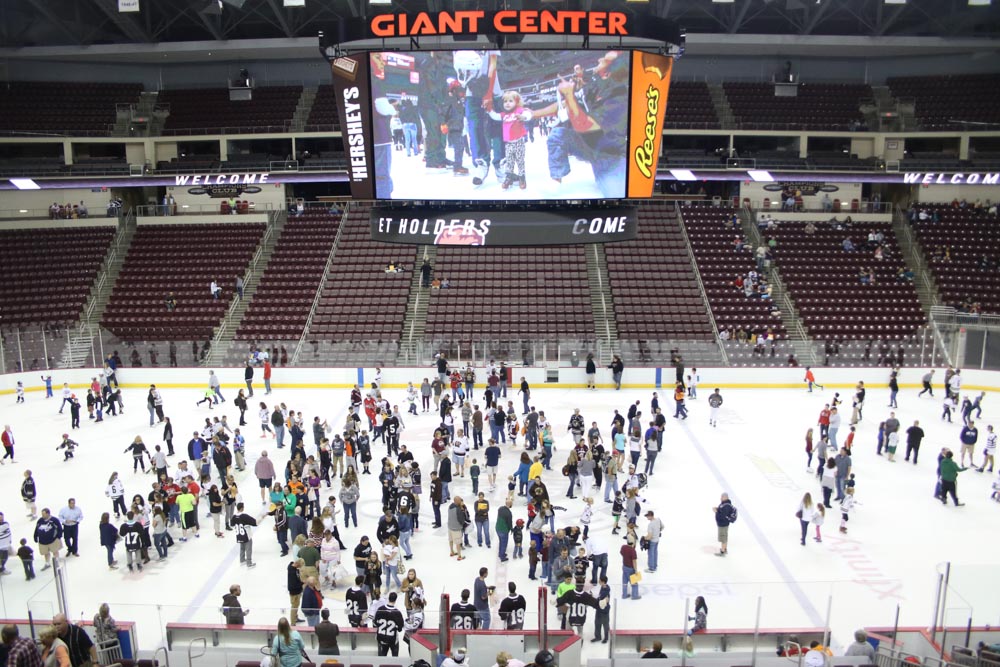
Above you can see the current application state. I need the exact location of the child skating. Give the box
[56,434,78,461]
[15,381,25,403]
[488,90,530,190]
[812,503,825,542]
[839,485,855,533]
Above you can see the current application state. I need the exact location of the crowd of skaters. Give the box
[4,357,996,664]
[796,366,997,548]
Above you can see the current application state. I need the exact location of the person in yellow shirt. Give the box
[526,455,544,499]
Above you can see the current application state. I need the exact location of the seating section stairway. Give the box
[234,212,341,343]
[910,204,1000,313]
[425,246,594,341]
[770,221,925,339]
[306,205,415,344]
[605,201,714,340]
[0,226,116,328]
[102,222,266,340]
[683,205,787,339]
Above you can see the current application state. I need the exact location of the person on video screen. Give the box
[415,52,456,171]
[371,53,399,197]
[526,51,629,199]
[487,90,531,190]
[453,50,502,186]
[441,80,469,175]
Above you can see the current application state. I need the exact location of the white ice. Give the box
[1,374,997,660]
[385,132,615,201]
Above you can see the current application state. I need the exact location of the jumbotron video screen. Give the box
[370,49,632,200]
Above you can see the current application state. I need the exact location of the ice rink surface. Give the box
[1,371,997,658]
[385,134,613,201]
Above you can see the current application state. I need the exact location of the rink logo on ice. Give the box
[370,207,638,246]
[827,535,904,601]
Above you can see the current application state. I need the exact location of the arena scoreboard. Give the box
[322,9,680,203]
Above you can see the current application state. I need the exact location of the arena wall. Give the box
[3,366,998,395]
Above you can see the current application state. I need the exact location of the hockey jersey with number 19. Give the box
[498,593,527,630]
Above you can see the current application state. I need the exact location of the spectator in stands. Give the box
[48,203,59,220]
[842,237,855,252]
[783,195,795,211]
[641,641,667,659]
[822,194,833,212]
[210,280,222,300]
[805,221,816,234]
[235,275,244,300]
[165,293,177,311]
[845,630,875,662]
[420,260,433,288]
[52,614,96,667]
[77,201,88,218]
[221,584,248,625]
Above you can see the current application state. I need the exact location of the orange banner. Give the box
[627,52,672,198]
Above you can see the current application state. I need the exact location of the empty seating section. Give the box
[664,82,720,129]
[772,222,924,339]
[0,226,115,327]
[683,206,786,338]
[158,86,302,134]
[305,85,341,132]
[888,74,1000,130]
[307,206,414,341]
[723,83,871,131]
[102,222,266,340]
[426,247,594,340]
[235,213,341,342]
[0,81,142,136]
[911,205,1000,313]
[606,201,714,340]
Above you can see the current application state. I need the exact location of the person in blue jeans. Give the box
[621,537,640,599]
[644,511,662,572]
[474,567,492,629]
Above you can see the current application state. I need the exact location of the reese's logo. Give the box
[633,84,660,180]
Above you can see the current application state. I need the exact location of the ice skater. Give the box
[15,381,25,403]
[804,367,823,392]
[488,90,529,190]
[707,388,722,427]
[56,435,78,461]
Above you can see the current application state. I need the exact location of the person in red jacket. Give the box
[804,367,824,393]
[817,405,831,438]
[263,359,272,395]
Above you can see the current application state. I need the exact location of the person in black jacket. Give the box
[585,354,597,390]
[222,584,247,625]
[244,362,254,397]
[163,417,174,456]
[608,356,624,391]
[288,559,304,625]
[374,592,404,656]
[234,390,248,426]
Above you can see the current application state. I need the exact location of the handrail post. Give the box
[751,595,762,667]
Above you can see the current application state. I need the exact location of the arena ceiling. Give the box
[0,0,998,49]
